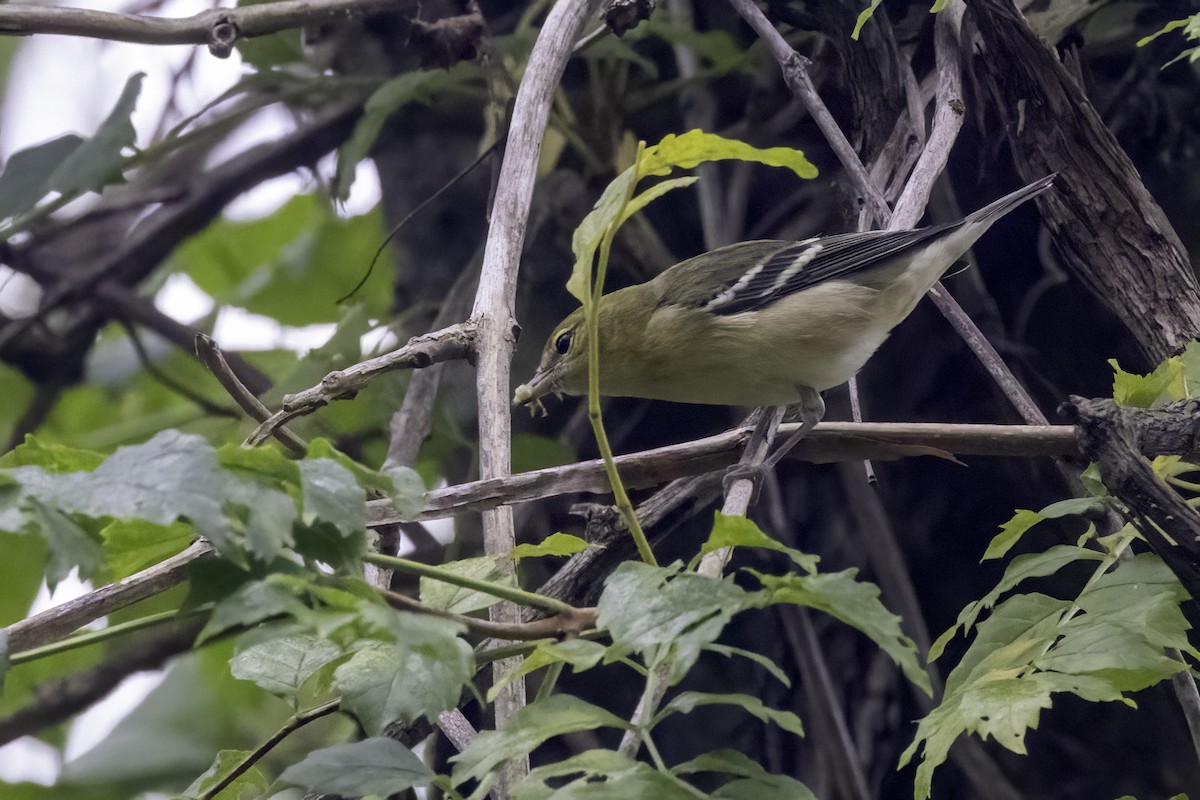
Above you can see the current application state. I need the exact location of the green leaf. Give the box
[280,737,433,795]
[307,438,397,496]
[618,176,699,227]
[903,593,1072,798]
[420,556,515,615]
[100,518,195,582]
[1034,616,1186,692]
[513,749,642,800]
[657,691,804,737]
[198,578,311,644]
[0,434,104,472]
[49,72,144,198]
[0,134,84,220]
[173,196,393,324]
[230,634,343,699]
[637,130,816,181]
[512,532,589,561]
[704,643,791,687]
[24,496,102,589]
[333,614,472,735]
[931,545,1106,661]
[384,464,426,521]
[752,568,930,695]
[1078,553,1197,655]
[223,478,296,562]
[450,695,629,785]
[675,749,817,800]
[983,497,1105,560]
[697,512,819,572]
[488,638,607,702]
[0,430,238,554]
[1110,355,1184,407]
[182,749,269,799]
[597,561,755,682]
[217,443,300,490]
[298,458,365,538]
[852,1,884,39]
[568,167,638,302]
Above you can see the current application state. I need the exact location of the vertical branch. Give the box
[469,0,604,793]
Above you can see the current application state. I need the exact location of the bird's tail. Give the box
[963,173,1057,228]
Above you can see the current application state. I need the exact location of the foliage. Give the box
[1139,12,1200,65]
[902,346,1200,798]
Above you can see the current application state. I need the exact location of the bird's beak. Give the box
[513,367,558,416]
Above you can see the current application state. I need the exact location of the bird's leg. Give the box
[763,386,825,469]
[721,406,784,504]
[721,387,825,504]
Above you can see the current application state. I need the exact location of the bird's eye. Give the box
[554,330,573,355]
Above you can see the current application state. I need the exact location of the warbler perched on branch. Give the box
[514,174,1055,431]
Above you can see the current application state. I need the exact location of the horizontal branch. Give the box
[369,421,1086,524]
[246,321,477,445]
[0,0,411,56]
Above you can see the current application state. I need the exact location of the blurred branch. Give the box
[0,0,410,57]
[2,540,214,653]
[0,619,203,745]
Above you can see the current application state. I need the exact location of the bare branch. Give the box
[246,322,477,446]
[369,421,1085,525]
[470,0,605,790]
[0,0,411,57]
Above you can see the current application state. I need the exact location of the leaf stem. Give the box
[585,149,656,566]
[364,552,575,615]
[10,606,210,665]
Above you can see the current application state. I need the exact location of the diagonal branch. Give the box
[246,322,477,445]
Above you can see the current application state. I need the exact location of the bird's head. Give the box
[512,307,590,416]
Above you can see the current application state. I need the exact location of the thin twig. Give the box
[700,407,785,577]
[363,552,578,616]
[194,333,307,457]
[337,140,500,305]
[246,322,477,446]
[201,700,344,800]
[379,587,595,640]
[2,540,214,653]
[726,0,889,219]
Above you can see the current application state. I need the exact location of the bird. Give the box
[514,174,1056,442]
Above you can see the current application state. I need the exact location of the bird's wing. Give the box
[658,224,955,316]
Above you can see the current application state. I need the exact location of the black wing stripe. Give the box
[707,222,956,316]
